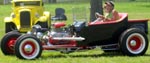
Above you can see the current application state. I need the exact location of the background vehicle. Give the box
[1,12,149,59]
[4,0,50,33]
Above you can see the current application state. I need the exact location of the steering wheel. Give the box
[95,12,101,18]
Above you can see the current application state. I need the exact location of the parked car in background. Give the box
[4,0,50,33]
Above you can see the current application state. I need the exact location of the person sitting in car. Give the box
[95,1,119,22]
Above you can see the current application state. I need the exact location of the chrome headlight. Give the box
[11,13,15,18]
[35,13,40,18]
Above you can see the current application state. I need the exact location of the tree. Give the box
[130,0,136,1]
[90,0,103,21]
[48,0,57,3]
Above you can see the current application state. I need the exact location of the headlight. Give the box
[35,13,40,18]
[11,13,16,18]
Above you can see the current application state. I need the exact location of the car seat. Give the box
[51,8,67,21]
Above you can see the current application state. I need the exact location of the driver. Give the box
[94,1,119,22]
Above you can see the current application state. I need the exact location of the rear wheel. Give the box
[1,31,21,55]
[15,34,42,60]
[120,28,148,56]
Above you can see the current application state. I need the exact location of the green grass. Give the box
[0,1,150,63]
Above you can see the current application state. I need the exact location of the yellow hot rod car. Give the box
[4,0,50,33]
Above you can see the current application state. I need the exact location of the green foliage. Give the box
[0,1,150,63]
[115,0,150,2]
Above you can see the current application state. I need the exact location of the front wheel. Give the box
[1,31,21,55]
[119,28,148,56]
[15,34,42,60]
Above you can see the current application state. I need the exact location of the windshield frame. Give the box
[14,1,41,7]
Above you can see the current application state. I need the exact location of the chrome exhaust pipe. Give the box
[52,37,85,41]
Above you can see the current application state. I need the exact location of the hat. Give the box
[105,1,114,7]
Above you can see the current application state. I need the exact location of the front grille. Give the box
[20,11,31,27]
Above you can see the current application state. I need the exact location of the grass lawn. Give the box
[0,1,150,63]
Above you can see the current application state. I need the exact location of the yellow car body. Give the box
[4,0,50,33]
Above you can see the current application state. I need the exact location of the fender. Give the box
[44,11,50,21]
[44,11,51,27]
[38,11,50,22]
[4,17,13,23]
[38,16,47,22]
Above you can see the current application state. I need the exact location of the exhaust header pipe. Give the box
[52,37,85,41]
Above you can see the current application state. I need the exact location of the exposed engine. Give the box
[49,22,75,45]
[27,21,85,48]
[50,22,73,37]
[22,21,94,54]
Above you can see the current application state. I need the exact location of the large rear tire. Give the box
[15,34,42,60]
[1,31,21,55]
[119,28,148,56]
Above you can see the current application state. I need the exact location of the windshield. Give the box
[15,1,40,6]
[72,7,89,22]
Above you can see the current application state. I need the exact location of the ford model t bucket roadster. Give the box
[1,12,149,60]
[4,0,50,33]
[1,8,149,59]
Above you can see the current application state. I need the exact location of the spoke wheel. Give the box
[120,28,148,56]
[127,33,145,54]
[15,35,42,60]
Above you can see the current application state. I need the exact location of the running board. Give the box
[100,43,119,50]
[100,43,118,47]
[101,48,119,50]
